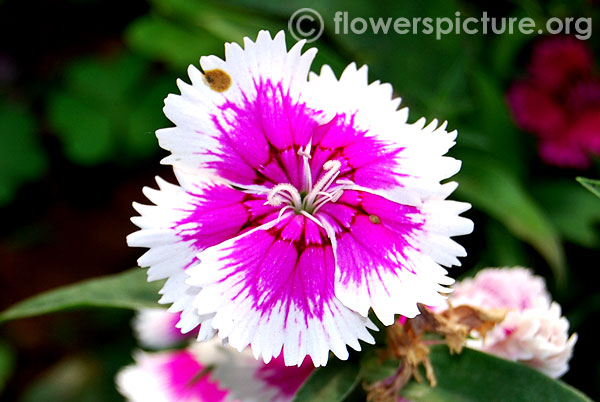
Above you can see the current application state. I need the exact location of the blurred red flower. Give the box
[507,36,600,168]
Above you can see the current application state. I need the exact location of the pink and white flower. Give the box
[117,341,314,402]
[116,344,228,402]
[448,267,577,378]
[128,30,473,367]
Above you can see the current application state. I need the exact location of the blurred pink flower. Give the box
[448,267,577,378]
[117,340,314,402]
[116,346,229,402]
[507,36,600,168]
[120,310,314,402]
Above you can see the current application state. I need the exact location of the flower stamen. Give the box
[312,188,345,213]
[300,210,325,229]
[303,160,342,210]
[298,141,313,192]
[266,183,302,210]
[266,158,351,215]
[276,205,294,223]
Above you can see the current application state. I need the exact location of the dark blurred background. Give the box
[0,0,598,400]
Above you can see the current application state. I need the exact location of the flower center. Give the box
[266,145,351,215]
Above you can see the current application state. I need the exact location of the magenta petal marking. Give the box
[174,184,276,263]
[319,203,356,230]
[218,215,335,326]
[316,114,361,149]
[207,80,322,187]
[321,191,423,289]
[309,146,335,183]
[163,351,227,401]
[259,158,290,185]
[243,199,277,220]
[313,113,406,192]
[203,78,407,193]
[279,148,302,189]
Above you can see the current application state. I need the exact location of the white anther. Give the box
[266,183,302,210]
[323,159,341,172]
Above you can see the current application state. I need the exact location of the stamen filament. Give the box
[303,160,342,211]
[266,157,352,216]
[276,205,294,222]
[298,141,313,193]
[300,210,325,229]
[312,188,345,213]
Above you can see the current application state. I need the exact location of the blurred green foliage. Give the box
[20,356,102,402]
[0,101,46,206]
[0,341,14,394]
[47,53,173,165]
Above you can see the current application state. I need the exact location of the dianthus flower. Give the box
[448,267,577,378]
[117,346,228,402]
[128,30,473,367]
[118,316,313,402]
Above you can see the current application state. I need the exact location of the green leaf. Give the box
[456,151,566,285]
[292,357,361,402]
[0,269,163,323]
[126,15,224,70]
[401,346,592,402]
[576,177,600,199]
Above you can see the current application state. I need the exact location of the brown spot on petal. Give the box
[369,214,381,224]
[204,69,231,92]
